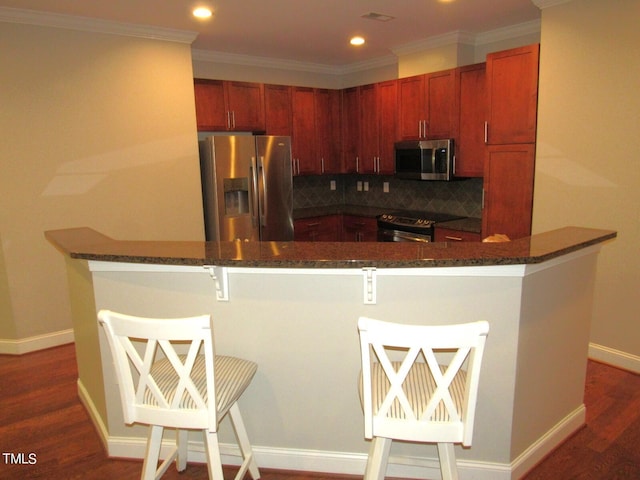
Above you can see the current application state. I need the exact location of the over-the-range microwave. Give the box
[394,139,455,181]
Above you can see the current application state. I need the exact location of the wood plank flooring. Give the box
[1,344,638,479]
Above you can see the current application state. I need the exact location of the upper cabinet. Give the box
[359,81,397,174]
[315,88,342,174]
[485,44,540,144]
[264,84,292,136]
[291,87,318,175]
[453,63,487,178]
[398,69,456,141]
[194,79,265,132]
[341,87,360,174]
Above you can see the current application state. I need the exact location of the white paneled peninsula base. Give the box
[47,227,615,480]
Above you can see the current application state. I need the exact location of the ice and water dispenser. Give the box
[222,177,250,216]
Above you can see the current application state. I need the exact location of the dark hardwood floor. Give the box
[1,344,638,479]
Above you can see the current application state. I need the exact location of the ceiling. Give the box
[0,0,541,67]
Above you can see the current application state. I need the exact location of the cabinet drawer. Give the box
[294,216,340,242]
[434,227,481,242]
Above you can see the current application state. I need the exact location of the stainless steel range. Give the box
[377,211,464,242]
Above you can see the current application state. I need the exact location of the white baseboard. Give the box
[0,328,74,354]
[589,342,640,374]
[77,373,586,480]
[510,404,585,479]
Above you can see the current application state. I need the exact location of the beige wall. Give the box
[533,0,640,365]
[0,23,204,344]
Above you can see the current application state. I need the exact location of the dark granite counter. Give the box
[46,227,616,269]
[437,217,482,234]
[293,204,388,220]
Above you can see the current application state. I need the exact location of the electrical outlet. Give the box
[330,180,336,191]
[383,182,389,193]
[364,181,369,191]
[357,181,362,191]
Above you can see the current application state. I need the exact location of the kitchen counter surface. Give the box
[293,204,388,219]
[436,216,482,234]
[46,226,616,269]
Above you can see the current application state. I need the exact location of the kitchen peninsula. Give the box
[47,227,614,480]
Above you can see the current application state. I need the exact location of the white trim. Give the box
[531,0,574,9]
[589,343,640,374]
[510,405,586,479]
[103,436,512,480]
[0,328,74,355]
[88,404,584,479]
[0,7,197,44]
[77,379,109,452]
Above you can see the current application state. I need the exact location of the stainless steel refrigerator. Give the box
[199,135,294,241]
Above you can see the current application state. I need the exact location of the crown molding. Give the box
[191,49,398,76]
[475,19,541,45]
[391,30,477,57]
[531,0,574,9]
[0,7,198,44]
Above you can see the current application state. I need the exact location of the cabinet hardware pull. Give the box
[484,121,488,143]
[445,236,463,241]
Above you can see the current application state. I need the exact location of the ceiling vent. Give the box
[361,12,395,22]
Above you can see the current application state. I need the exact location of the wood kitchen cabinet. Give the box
[194,79,265,132]
[434,227,481,242]
[359,81,397,174]
[485,44,540,145]
[482,44,539,240]
[291,87,318,175]
[482,144,535,239]
[454,63,486,177]
[264,84,292,136]
[398,69,456,140]
[294,215,341,241]
[341,87,360,173]
[342,215,378,242]
[315,89,342,174]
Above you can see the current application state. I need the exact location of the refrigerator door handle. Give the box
[258,156,267,227]
[250,156,259,228]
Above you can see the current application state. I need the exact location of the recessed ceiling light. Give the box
[193,7,213,19]
[350,36,365,46]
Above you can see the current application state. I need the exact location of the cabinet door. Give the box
[315,89,341,174]
[291,87,319,175]
[377,80,397,174]
[482,144,535,239]
[225,81,265,132]
[398,75,425,140]
[426,69,456,139]
[486,44,540,144]
[341,87,360,173]
[342,215,378,242]
[264,84,292,136]
[454,63,486,177]
[359,84,379,174]
[294,216,340,241]
[193,79,227,131]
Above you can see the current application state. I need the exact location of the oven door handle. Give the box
[380,229,432,243]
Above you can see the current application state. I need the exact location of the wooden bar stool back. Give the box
[98,310,260,480]
[357,316,489,480]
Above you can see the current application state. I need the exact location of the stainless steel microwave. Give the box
[394,139,454,180]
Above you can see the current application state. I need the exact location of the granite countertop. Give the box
[46,227,616,269]
[293,205,389,220]
[436,217,482,234]
[294,206,482,234]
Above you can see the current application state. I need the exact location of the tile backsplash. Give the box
[294,174,483,218]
